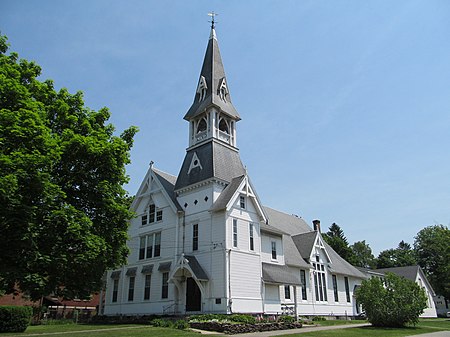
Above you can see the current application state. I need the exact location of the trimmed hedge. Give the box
[0,306,32,332]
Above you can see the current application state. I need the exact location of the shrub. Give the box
[278,315,295,323]
[229,314,256,324]
[355,272,427,327]
[150,318,173,328]
[0,306,33,332]
[312,316,326,321]
[174,319,189,330]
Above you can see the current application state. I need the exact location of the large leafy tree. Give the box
[322,223,355,262]
[356,272,427,327]
[414,225,450,299]
[376,240,417,269]
[0,35,138,300]
[349,240,376,269]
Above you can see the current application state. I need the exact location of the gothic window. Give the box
[197,118,207,133]
[139,232,162,260]
[313,257,328,302]
[249,223,254,251]
[219,118,229,134]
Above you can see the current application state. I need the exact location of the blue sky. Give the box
[2,1,449,255]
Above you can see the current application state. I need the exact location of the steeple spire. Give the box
[184,16,240,122]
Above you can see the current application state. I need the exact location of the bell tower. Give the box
[184,19,240,150]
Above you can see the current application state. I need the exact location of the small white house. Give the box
[103,24,366,318]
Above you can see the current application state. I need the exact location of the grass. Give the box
[2,318,448,337]
[282,318,450,337]
[313,319,368,326]
[2,324,203,337]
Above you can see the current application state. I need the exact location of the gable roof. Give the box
[153,168,182,211]
[292,231,318,259]
[210,175,245,211]
[324,241,366,278]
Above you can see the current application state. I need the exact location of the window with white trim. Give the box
[128,276,135,301]
[193,224,199,251]
[112,279,119,303]
[141,204,163,225]
[332,275,339,302]
[249,223,254,251]
[239,195,246,209]
[144,274,151,300]
[161,272,169,299]
[300,270,307,300]
[233,219,238,248]
[271,241,277,260]
[344,276,350,302]
[313,256,328,302]
[284,285,291,299]
[139,232,162,260]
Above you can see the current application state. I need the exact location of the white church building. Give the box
[103,24,367,317]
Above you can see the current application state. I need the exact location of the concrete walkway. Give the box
[230,323,370,337]
[406,332,450,337]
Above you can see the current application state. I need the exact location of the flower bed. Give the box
[190,321,302,334]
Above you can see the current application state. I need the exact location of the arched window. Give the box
[219,118,229,134]
[197,118,207,133]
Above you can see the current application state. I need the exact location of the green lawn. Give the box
[2,325,203,337]
[282,318,450,337]
[2,318,448,337]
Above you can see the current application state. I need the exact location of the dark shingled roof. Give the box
[126,267,137,276]
[184,28,240,121]
[292,231,318,259]
[158,262,172,272]
[262,263,302,285]
[375,265,419,281]
[153,168,182,211]
[210,175,245,211]
[184,255,209,281]
[175,141,245,190]
[141,264,154,274]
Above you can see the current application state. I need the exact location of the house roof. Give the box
[153,168,182,211]
[292,231,318,259]
[263,206,312,235]
[324,241,366,278]
[175,140,245,190]
[210,175,245,211]
[375,265,420,281]
[184,27,240,121]
[184,255,209,281]
[262,263,302,285]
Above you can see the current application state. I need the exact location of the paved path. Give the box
[230,323,370,337]
[406,332,450,337]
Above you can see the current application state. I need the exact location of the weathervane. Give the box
[208,12,218,29]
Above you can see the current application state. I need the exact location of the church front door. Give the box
[186,277,201,312]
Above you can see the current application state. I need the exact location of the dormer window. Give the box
[218,78,229,102]
[196,76,208,102]
[239,195,246,209]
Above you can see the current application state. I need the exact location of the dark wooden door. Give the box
[186,277,201,311]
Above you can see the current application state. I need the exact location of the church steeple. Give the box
[184,22,240,148]
[175,22,245,191]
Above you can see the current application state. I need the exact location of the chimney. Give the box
[313,220,321,233]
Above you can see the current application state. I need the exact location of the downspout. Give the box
[228,248,232,313]
[293,285,298,319]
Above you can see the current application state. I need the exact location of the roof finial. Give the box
[208,11,218,29]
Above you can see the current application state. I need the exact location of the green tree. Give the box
[0,34,138,300]
[322,223,355,262]
[349,240,376,269]
[376,240,417,269]
[355,273,427,327]
[414,225,450,300]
